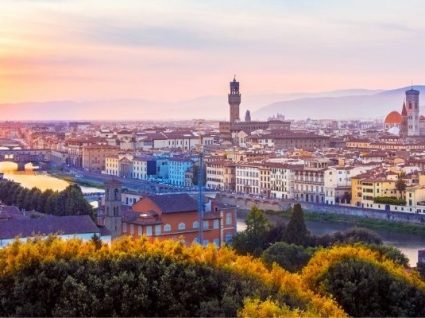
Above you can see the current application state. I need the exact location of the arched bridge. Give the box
[0,138,24,150]
[0,149,52,170]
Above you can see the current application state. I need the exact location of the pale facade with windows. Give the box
[268,163,301,199]
[235,164,262,194]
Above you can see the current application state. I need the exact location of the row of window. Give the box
[206,169,224,175]
[295,184,324,193]
[193,234,233,245]
[236,178,259,186]
[236,170,259,177]
[236,185,259,194]
[124,218,232,236]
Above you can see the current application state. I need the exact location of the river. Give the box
[238,216,425,266]
[0,162,103,195]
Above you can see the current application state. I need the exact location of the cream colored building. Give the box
[206,160,236,191]
[82,144,119,172]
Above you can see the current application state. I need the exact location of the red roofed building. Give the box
[122,193,236,246]
[384,111,402,130]
[384,102,410,137]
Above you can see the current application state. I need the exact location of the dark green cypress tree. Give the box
[16,188,29,210]
[282,203,310,246]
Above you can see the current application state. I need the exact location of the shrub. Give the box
[373,196,406,206]
[302,245,425,317]
[262,242,313,273]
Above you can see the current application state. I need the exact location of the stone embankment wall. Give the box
[216,193,425,225]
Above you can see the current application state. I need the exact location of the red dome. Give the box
[384,111,402,124]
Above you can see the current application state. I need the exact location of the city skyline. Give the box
[1,0,425,112]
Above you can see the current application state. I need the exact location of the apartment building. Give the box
[168,157,194,186]
[235,164,262,194]
[205,160,236,191]
[132,155,157,180]
[293,159,329,203]
[351,172,398,207]
[267,162,303,199]
[82,144,119,172]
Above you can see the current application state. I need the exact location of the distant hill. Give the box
[254,85,425,120]
[0,86,422,121]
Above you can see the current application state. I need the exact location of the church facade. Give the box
[384,88,424,137]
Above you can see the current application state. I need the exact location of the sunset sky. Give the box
[1,0,425,104]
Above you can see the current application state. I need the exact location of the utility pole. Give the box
[197,135,205,245]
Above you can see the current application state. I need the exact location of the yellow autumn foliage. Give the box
[0,236,347,317]
[302,245,425,293]
[238,298,319,318]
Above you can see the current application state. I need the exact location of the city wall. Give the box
[216,193,425,225]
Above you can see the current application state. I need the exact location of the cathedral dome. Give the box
[384,111,402,125]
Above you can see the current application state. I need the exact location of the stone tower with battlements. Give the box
[228,76,241,123]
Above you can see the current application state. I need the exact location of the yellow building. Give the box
[351,174,398,207]
[351,175,363,207]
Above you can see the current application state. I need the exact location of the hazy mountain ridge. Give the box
[0,86,422,121]
[254,86,425,120]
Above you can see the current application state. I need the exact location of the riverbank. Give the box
[265,209,425,237]
[50,171,104,189]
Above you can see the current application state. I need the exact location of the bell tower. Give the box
[228,76,241,123]
[406,88,420,136]
[104,179,122,239]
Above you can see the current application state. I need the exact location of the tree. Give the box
[396,177,407,199]
[262,242,313,272]
[245,206,270,235]
[232,206,270,255]
[4,181,20,205]
[281,204,311,246]
[366,244,409,267]
[27,187,41,211]
[16,188,29,209]
[323,258,425,317]
[90,234,103,250]
[331,227,382,246]
[315,227,383,248]
[264,221,286,245]
[44,192,58,214]
[37,189,54,213]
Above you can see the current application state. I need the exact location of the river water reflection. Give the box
[0,162,102,194]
